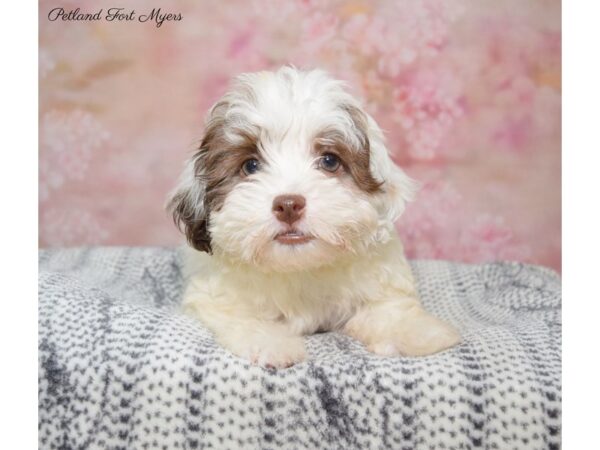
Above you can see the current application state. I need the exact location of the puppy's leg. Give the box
[344,296,461,357]
[185,301,306,368]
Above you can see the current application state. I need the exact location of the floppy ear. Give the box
[340,100,417,222]
[166,155,212,253]
[167,98,233,253]
[364,114,419,223]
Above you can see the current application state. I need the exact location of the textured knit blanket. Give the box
[38,247,561,450]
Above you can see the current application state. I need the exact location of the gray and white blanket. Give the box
[39,247,561,450]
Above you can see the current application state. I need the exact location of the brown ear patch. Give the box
[171,101,260,253]
[196,120,260,214]
[314,104,383,194]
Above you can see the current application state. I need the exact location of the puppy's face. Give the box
[169,68,415,271]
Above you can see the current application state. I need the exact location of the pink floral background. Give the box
[39,0,561,271]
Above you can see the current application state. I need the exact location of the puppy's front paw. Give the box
[225,334,307,369]
[370,314,461,357]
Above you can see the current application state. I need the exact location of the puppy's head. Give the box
[168,67,415,271]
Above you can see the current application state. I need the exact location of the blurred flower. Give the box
[398,180,530,263]
[392,69,464,160]
[41,209,109,247]
[39,110,110,202]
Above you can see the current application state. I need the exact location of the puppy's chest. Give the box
[266,283,363,335]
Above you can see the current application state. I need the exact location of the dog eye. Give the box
[319,153,341,172]
[241,158,260,176]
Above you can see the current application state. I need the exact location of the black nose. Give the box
[272,194,306,226]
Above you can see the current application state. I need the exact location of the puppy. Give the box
[168,67,460,368]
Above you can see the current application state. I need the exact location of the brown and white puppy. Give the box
[168,67,460,368]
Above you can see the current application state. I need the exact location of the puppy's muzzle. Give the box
[272,194,306,226]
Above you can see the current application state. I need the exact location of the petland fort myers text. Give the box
[47,7,182,28]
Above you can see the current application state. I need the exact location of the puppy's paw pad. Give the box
[365,315,461,357]
[398,318,462,357]
[233,336,307,369]
[254,341,306,368]
[368,341,399,357]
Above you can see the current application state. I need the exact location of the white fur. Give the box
[172,67,460,367]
